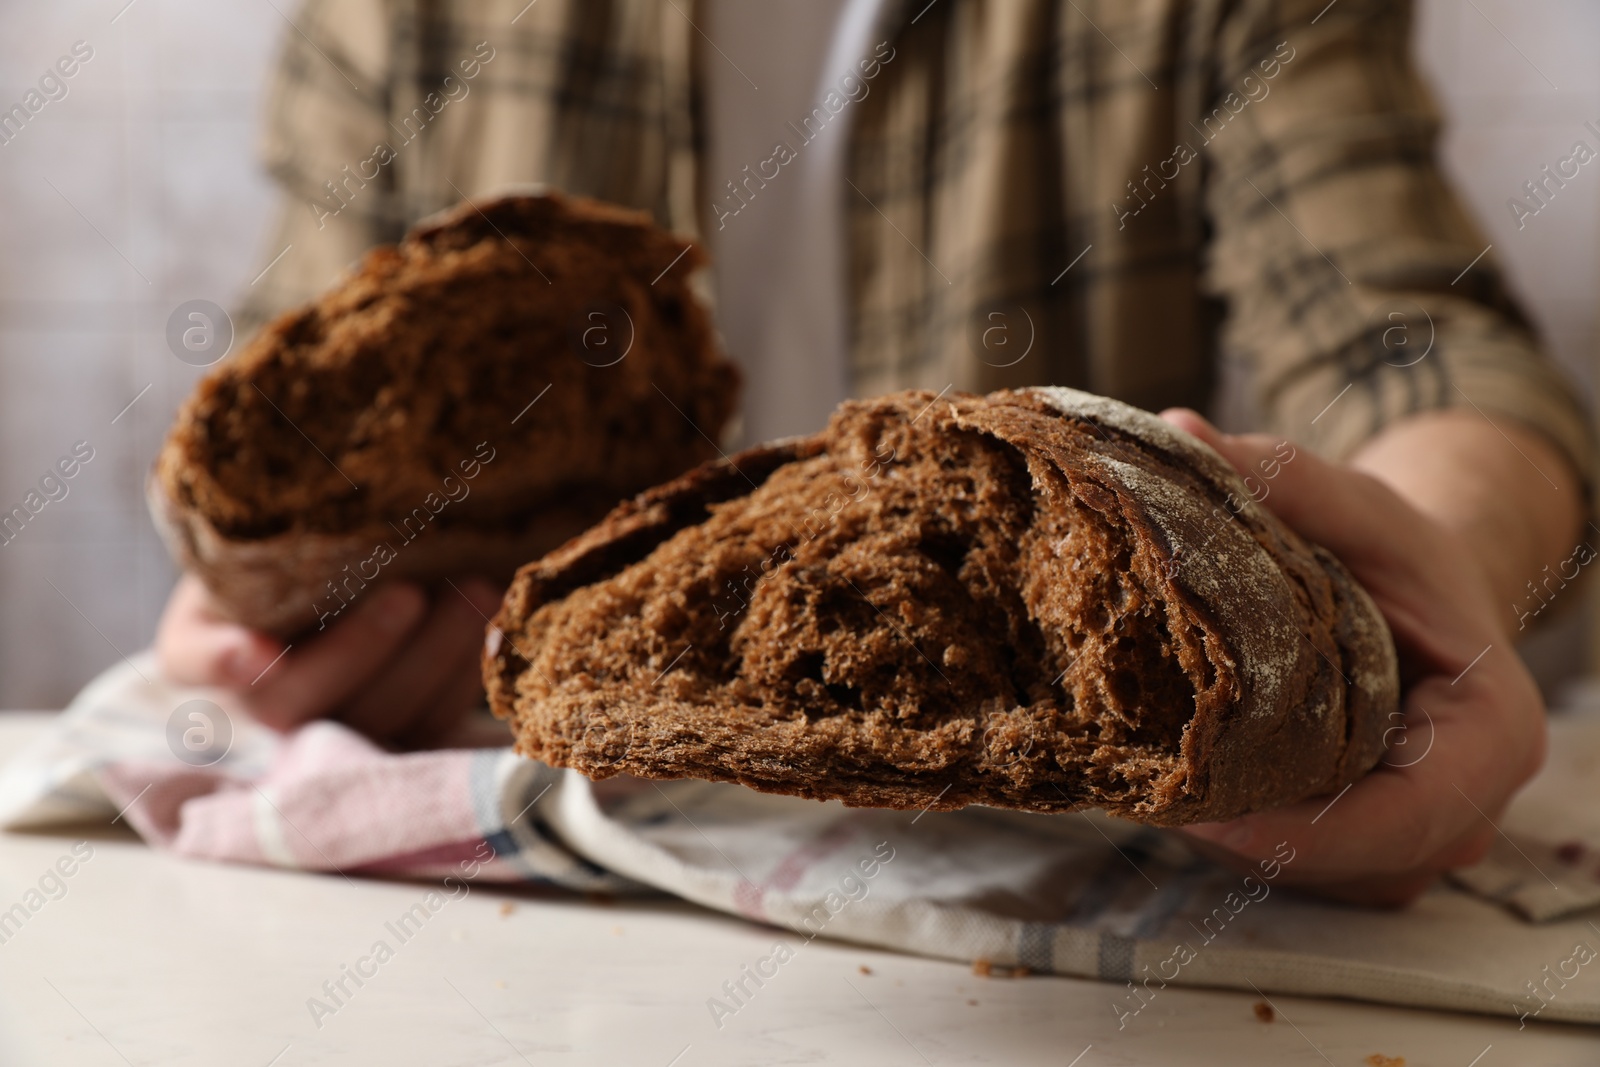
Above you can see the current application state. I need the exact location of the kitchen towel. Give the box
[2,653,1598,1027]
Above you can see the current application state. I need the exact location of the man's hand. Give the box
[154,573,506,749]
[1161,409,1563,906]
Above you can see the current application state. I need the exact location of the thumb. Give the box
[1159,408,1391,562]
[155,574,284,688]
[1158,407,1225,451]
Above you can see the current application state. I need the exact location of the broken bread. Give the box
[484,388,1397,824]
[151,190,739,637]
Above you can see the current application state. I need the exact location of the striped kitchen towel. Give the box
[2,654,1599,1026]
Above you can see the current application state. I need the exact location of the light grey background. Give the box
[0,0,1591,708]
[0,0,280,708]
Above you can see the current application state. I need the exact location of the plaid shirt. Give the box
[243,0,1592,482]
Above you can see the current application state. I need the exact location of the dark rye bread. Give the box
[485,388,1399,825]
[152,190,739,637]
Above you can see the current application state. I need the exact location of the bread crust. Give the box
[147,470,605,637]
[485,388,1397,825]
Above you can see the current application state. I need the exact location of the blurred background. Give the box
[0,0,1593,709]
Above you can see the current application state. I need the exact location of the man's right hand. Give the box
[154,573,506,749]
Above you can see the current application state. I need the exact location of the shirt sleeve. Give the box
[234,0,403,337]
[1199,0,1593,494]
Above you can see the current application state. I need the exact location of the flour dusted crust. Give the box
[1019,387,1396,814]
[486,389,1397,824]
[152,190,739,637]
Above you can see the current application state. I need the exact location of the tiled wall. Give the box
[1416,0,1600,398]
[0,1,1592,707]
[0,1,280,707]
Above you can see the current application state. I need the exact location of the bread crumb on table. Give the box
[1364,1056,1405,1067]
[858,965,873,975]
[498,901,515,917]
[971,959,1031,978]
[1252,1001,1274,1023]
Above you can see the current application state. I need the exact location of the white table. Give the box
[0,713,1593,1066]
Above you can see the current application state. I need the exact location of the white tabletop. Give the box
[0,713,1593,1066]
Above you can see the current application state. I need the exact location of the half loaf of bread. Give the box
[151,190,739,637]
[485,388,1397,825]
